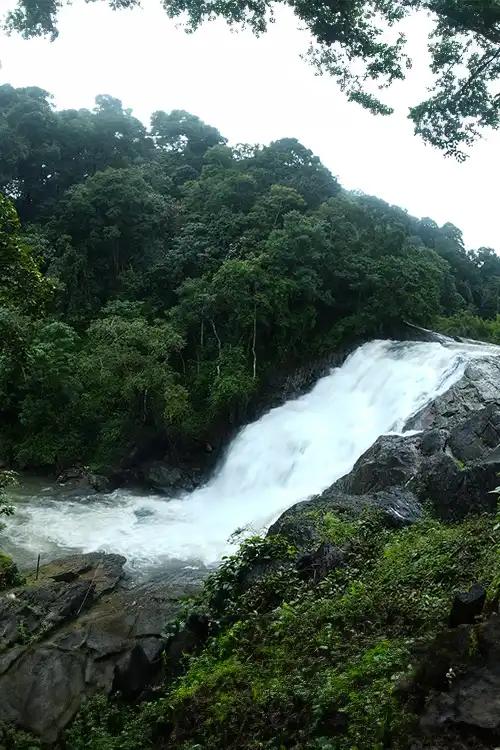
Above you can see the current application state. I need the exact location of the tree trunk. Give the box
[252,303,257,380]
[211,319,222,376]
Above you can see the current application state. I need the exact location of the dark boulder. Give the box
[448,405,500,463]
[57,467,113,494]
[335,434,423,495]
[421,429,448,457]
[0,553,125,653]
[423,448,500,520]
[421,667,500,735]
[296,542,345,582]
[409,612,500,744]
[324,394,500,522]
[406,357,500,434]
[449,585,487,628]
[140,461,200,493]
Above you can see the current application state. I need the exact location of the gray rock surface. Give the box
[0,553,206,742]
[140,460,200,493]
[57,467,113,494]
[406,357,500,433]
[313,357,500,521]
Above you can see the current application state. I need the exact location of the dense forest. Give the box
[1,83,500,476]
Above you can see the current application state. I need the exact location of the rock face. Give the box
[269,356,500,553]
[0,553,206,742]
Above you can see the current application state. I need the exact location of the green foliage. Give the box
[0,471,22,590]
[0,193,51,314]
[0,470,16,528]
[0,722,40,750]
[5,4,500,156]
[1,84,499,472]
[71,510,500,749]
[64,695,148,750]
[436,310,500,343]
[0,551,20,591]
[321,512,357,544]
[202,534,298,619]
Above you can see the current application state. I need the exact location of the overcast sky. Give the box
[0,0,498,250]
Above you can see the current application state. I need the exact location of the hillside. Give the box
[2,84,500,479]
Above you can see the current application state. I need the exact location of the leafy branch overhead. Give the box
[4,0,500,157]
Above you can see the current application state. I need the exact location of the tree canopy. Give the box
[1,84,499,472]
[4,1,500,157]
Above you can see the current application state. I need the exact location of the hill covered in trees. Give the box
[1,83,500,475]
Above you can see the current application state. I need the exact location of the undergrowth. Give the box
[9,509,499,750]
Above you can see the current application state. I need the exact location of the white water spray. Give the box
[2,339,496,574]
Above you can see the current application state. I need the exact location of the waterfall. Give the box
[2,338,496,574]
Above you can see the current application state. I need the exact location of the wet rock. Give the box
[0,646,87,740]
[0,554,206,742]
[415,612,500,742]
[323,396,500,522]
[87,473,113,492]
[449,585,486,628]
[424,451,500,520]
[421,429,447,457]
[422,668,500,734]
[56,467,113,494]
[447,405,500,463]
[296,542,345,582]
[0,578,97,652]
[406,357,500,433]
[141,461,199,493]
[56,466,86,484]
[335,434,423,495]
[34,552,125,595]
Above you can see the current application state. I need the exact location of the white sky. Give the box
[0,0,498,250]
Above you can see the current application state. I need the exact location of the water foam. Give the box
[2,339,495,574]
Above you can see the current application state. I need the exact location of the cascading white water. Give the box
[2,338,497,575]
